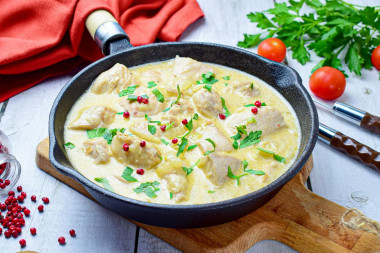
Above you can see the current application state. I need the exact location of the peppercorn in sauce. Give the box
[64,56,300,204]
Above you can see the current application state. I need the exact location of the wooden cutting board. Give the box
[36,138,380,252]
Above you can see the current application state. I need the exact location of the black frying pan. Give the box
[49,10,318,228]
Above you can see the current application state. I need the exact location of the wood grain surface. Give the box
[36,138,380,253]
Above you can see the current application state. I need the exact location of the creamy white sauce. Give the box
[64,57,300,205]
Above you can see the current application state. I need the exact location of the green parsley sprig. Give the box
[197,72,218,91]
[204,138,216,156]
[163,85,181,112]
[121,167,138,182]
[238,0,380,76]
[182,159,200,176]
[242,160,265,175]
[119,85,138,97]
[134,181,160,198]
[87,128,126,144]
[256,148,286,163]
[227,167,248,185]
[64,142,75,149]
[220,97,231,117]
[231,127,262,149]
[94,177,114,192]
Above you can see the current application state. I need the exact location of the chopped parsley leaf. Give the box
[176,138,188,157]
[185,118,193,131]
[261,102,267,106]
[239,130,262,149]
[166,122,175,131]
[182,159,200,176]
[127,94,149,101]
[244,104,255,107]
[148,125,157,135]
[102,128,126,144]
[242,160,249,170]
[203,84,212,92]
[222,76,230,80]
[178,130,191,139]
[64,142,75,149]
[145,114,161,124]
[94,177,114,192]
[170,192,173,199]
[119,85,138,97]
[147,81,157,88]
[242,160,265,175]
[133,181,160,198]
[121,167,138,182]
[182,167,193,176]
[236,125,247,135]
[198,72,218,91]
[250,83,254,90]
[87,128,107,139]
[231,131,242,149]
[220,97,231,117]
[256,148,286,163]
[204,138,216,156]
[246,170,266,175]
[152,88,164,103]
[224,82,228,86]
[193,113,199,120]
[87,128,125,144]
[160,139,169,145]
[187,144,197,151]
[227,167,248,185]
[197,72,218,85]
[247,117,256,124]
[116,112,124,115]
[208,190,215,193]
[163,85,181,112]
[231,132,242,141]
[232,140,239,150]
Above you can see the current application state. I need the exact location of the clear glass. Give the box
[0,130,21,195]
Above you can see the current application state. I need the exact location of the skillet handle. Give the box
[85,10,133,55]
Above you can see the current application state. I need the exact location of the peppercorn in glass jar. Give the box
[0,130,21,195]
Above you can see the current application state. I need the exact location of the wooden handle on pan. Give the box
[330,132,380,172]
[84,10,130,55]
[85,10,117,39]
[36,139,380,252]
[360,112,380,135]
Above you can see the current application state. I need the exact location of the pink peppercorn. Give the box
[251,107,258,114]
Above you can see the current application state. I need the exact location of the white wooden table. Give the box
[1,0,379,252]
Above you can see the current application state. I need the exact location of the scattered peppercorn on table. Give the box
[1,0,380,252]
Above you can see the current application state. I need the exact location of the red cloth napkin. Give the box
[0,0,204,102]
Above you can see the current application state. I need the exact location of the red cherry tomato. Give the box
[371,45,380,70]
[309,67,346,100]
[257,38,286,62]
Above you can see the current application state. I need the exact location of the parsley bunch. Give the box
[238,0,380,76]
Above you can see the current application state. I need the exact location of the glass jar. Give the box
[0,130,21,195]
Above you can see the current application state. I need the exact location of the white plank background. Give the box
[0,0,379,252]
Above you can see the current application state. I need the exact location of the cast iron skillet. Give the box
[49,10,318,228]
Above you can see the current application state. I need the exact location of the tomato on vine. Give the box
[309,67,346,100]
[257,38,286,62]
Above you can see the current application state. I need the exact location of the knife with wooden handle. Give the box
[318,123,380,172]
[314,100,380,135]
